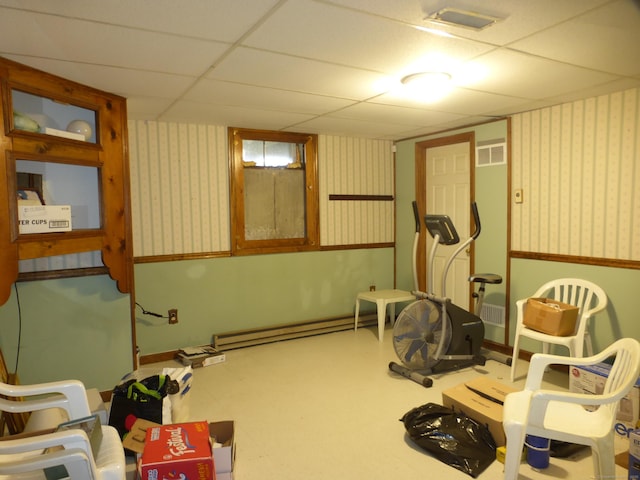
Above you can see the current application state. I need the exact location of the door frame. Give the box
[414,131,476,308]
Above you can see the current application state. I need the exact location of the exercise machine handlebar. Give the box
[412,200,421,234]
[471,201,481,240]
[412,201,420,291]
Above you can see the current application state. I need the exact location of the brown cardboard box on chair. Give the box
[523,297,579,336]
[442,377,518,446]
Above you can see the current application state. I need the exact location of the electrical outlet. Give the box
[168,308,178,324]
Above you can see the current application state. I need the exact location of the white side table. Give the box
[354,289,416,342]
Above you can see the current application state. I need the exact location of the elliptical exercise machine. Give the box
[389,202,501,387]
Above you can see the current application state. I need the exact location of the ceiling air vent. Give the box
[424,8,503,31]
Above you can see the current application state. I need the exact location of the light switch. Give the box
[514,189,523,204]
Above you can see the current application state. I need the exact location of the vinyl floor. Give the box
[126,324,631,479]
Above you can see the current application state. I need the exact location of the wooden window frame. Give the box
[229,127,319,256]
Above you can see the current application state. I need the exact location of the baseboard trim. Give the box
[213,313,377,350]
[138,313,378,364]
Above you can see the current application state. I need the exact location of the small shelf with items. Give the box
[11,89,97,143]
[0,56,133,305]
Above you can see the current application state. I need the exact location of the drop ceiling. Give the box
[1,0,639,141]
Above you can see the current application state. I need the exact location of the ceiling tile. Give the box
[160,101,316,131]
[184,79,356,114]
[208,47,387,100]
[0,0,635,140]
[0,0,282,42]
[373,86,531,116]
[332,102,466,127]
[291,114,419,138]
[4,55,195,99]
[0,8,226,75]
[509,0,640,76]
[242,0,494,73]
[319,0,612,44]
[470,49,618,99]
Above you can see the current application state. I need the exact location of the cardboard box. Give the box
[630,430,640,480]
[210,421,235,478]
[122,418,161,455]
[616,449,628,469]
[442,377,518,446]
[523,297,579,336]
[139,421,214,480]
[569,362,640,437]
[18,205,72,234]
[178,346,226,368]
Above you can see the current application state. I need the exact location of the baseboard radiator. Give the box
[213,313,377,350]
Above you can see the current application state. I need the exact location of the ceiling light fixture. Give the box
[424,7,503,31]
[400,71,453,102]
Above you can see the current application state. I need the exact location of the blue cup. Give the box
[525,434,550,469]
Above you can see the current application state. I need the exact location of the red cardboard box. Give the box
[139,421,215,480]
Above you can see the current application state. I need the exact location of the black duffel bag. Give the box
[108,373,179,439]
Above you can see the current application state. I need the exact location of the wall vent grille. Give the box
[480,303,505,327]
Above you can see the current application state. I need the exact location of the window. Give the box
[229,128,319,255]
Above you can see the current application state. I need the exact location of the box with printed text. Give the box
[139,421,215,480]
[442,377,518,446]
[18,205,72,234]
[569,362,640,437]
[630,429,640,480]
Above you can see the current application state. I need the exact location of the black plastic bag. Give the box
[401,402,496,478]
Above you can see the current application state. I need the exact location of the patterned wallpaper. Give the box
[129,121,230,256]
[129,121,395,257]
[319,135,395,246]
[511,87,640,261]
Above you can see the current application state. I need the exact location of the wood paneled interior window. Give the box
[229,128,319,255]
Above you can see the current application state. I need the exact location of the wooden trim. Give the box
[140,350,178,365]
[17,231,104,259]
[414,132,475,295]
[134,251,231,264]
[328,194,394,201]
[320,242,394,251]
[504,117,512,347]
[134,244,395,263]
[17,266,108,282]
[482,339,511,356]
[510,251,640,270]
[228,127,320,256]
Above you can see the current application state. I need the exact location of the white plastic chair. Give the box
[0,379,125,480]
[502,337,640,480]
[510,278,607,382]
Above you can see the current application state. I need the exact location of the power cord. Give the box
[135,302,169,319]
[12,283,22,376]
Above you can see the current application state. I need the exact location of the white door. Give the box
[425,142,471,308]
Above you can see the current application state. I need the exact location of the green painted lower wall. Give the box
[0,248,395,391]
[1,240,637,393]
[134,248,396,356]
[0,275,132,391]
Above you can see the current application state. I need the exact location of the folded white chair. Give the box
[0,379,125,480]
[503,337,640,480]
